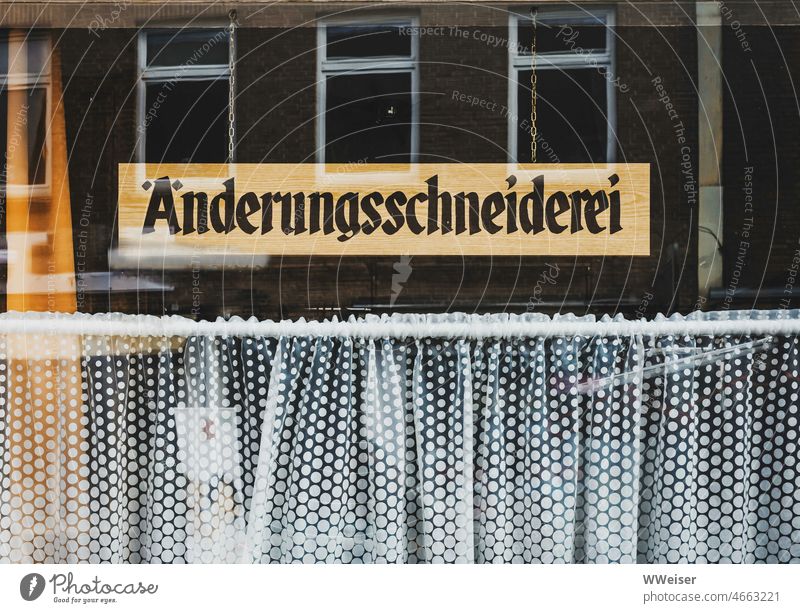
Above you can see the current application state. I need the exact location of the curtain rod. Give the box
[0,312,798,339]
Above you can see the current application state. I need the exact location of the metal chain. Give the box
[530,8,537,164]
[228,9,237,163]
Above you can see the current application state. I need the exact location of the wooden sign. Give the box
[117,163,649,257]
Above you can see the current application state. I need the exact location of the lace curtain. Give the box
[0,310,798,563]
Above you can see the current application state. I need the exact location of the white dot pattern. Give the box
[1,311,799,563]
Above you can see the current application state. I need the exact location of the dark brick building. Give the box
[1,1,797,319]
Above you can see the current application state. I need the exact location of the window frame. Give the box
[1,31,52,196]
[507,7,617,164]
[316,13,420,167]
[136,27,232,164]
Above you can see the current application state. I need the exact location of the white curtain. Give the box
[0,310,798,563]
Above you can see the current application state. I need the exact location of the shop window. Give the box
[509,8,616,163]
[318,17,418,164]
[0,32,50,188]
[138,28,231,163]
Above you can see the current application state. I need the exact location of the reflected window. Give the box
[319,18,418,164]
[509,9,615,163]
[0,32,50,187]
[138,29,231,163]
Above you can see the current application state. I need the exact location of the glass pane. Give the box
[146,29,229,67]
[0,33,50,79]
[0,87,48,185]
[326,25,412,59]
[144,79,229,163]
[325,72,412,164]
[518,18,607,55]
[516,68,608,163]
[25,37,50,76]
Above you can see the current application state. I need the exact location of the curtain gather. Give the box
[0,310,798,563]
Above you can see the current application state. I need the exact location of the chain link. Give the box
[530,8,537,164]
[228,10,237,164]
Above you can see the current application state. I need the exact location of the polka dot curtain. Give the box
[0,310,798,563]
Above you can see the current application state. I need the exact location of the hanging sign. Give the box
[117,163,649,257]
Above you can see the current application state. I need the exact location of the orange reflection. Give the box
[3,31,86,562]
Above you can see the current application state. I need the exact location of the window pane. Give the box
[326,25,412,59]
[518,19,606,55]
[325,72,412,164]
[0,87,48,185]
[25,37,50,77]
[146,30,229,67]
[516,68,608,163]
[144,79,228,163]
[0,33,50,79]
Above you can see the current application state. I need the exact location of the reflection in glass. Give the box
[144,79,229,163]
[146,29,229,67]
[517,68,608,163]
[325,73,412,164]
[326,25,412,59]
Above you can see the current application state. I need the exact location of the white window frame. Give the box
[1,32,51,196]
[508,7,616,164]
[136,27,232,164]
[316,14,420,167]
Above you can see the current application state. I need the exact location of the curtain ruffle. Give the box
[0,308,798,338]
